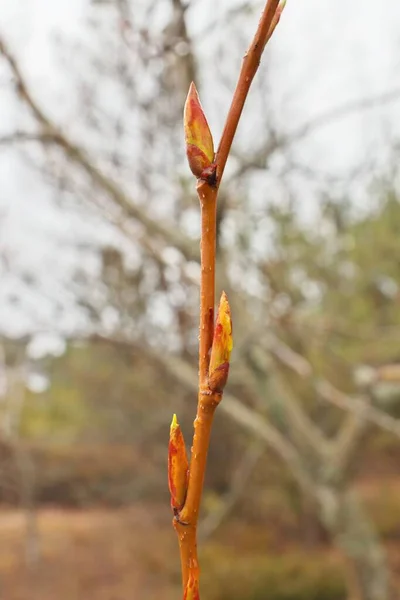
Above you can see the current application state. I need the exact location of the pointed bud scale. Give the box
[208,291,233,393]
[184,572,200,600]
[184,82,214,178]
[168,414,189,510]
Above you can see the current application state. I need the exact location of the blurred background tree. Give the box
[1,1,400,599]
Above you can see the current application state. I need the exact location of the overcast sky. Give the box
[1,0,400,340]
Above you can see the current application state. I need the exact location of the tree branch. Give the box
[90,332,314,497]
[198,437,266,541]
[232,87,400,178]
[174,3,284,592]
[215,0,280,183]
[160,353,315,495]
[0,37,198,262]
[262,333,400,441]
[291,87,400,143]
[316,379,400,441]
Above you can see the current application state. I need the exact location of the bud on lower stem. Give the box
[208,291,233,393]
[184,82,214,179]
[168,414,189,510]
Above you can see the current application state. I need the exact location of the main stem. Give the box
[174,0,282,593]
[197,182,218,385]
[176,181,219,590]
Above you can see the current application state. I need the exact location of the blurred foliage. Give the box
[257,189,400,439]
[1,184,400,600]
[21,341,179,443]
[1,1,400,597]
[201,549,346,600]
[1,187,400,510]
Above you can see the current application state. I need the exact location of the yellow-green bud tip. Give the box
[170,413,178,432]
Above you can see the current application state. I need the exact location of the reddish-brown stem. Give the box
[197,181,218,384]
[179,391,220,526]
[174,519,198,590]
[174,0,282,595]
[175,181,219,592]
[215,0,280,183]
[174,392,219,589]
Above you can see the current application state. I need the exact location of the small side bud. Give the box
[184,82,214,178]
[184,572,200,600]
[266,0,287,42]
[168,414,189,510]
[208,291,233,393]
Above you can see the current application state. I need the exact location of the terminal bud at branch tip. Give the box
[208,291,233,393]
[184,572,200,600]
[184,82,214,178]
[168,413,189,510]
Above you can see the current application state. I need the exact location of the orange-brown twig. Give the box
[173,180,219,591]
[215,0,281,182]
[197,182,218,386]
[169,1,285,596]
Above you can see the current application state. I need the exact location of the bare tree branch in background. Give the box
[1,6,400,597]
[198,437,266,541]
[0,37,199,263]
[90,333,316,497]
[231,87,400,177]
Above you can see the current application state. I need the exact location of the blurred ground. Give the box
[0,505,180,600]
[1,475,400,600]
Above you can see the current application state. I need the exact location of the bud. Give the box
[168,414,189,510]
[208,291,233,393]
[184,82,214,178]
[184,572,200,600]
[267,0,286,42]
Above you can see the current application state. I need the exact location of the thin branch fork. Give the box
[215,0,281,183]
[172,0,284,596]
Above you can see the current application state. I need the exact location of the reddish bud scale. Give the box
[184,572,200,600]
[186,144,212,180]
[208,291,233,393]
[184,82,214,178]
[168,414,189,510]
[208,360,230,394]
